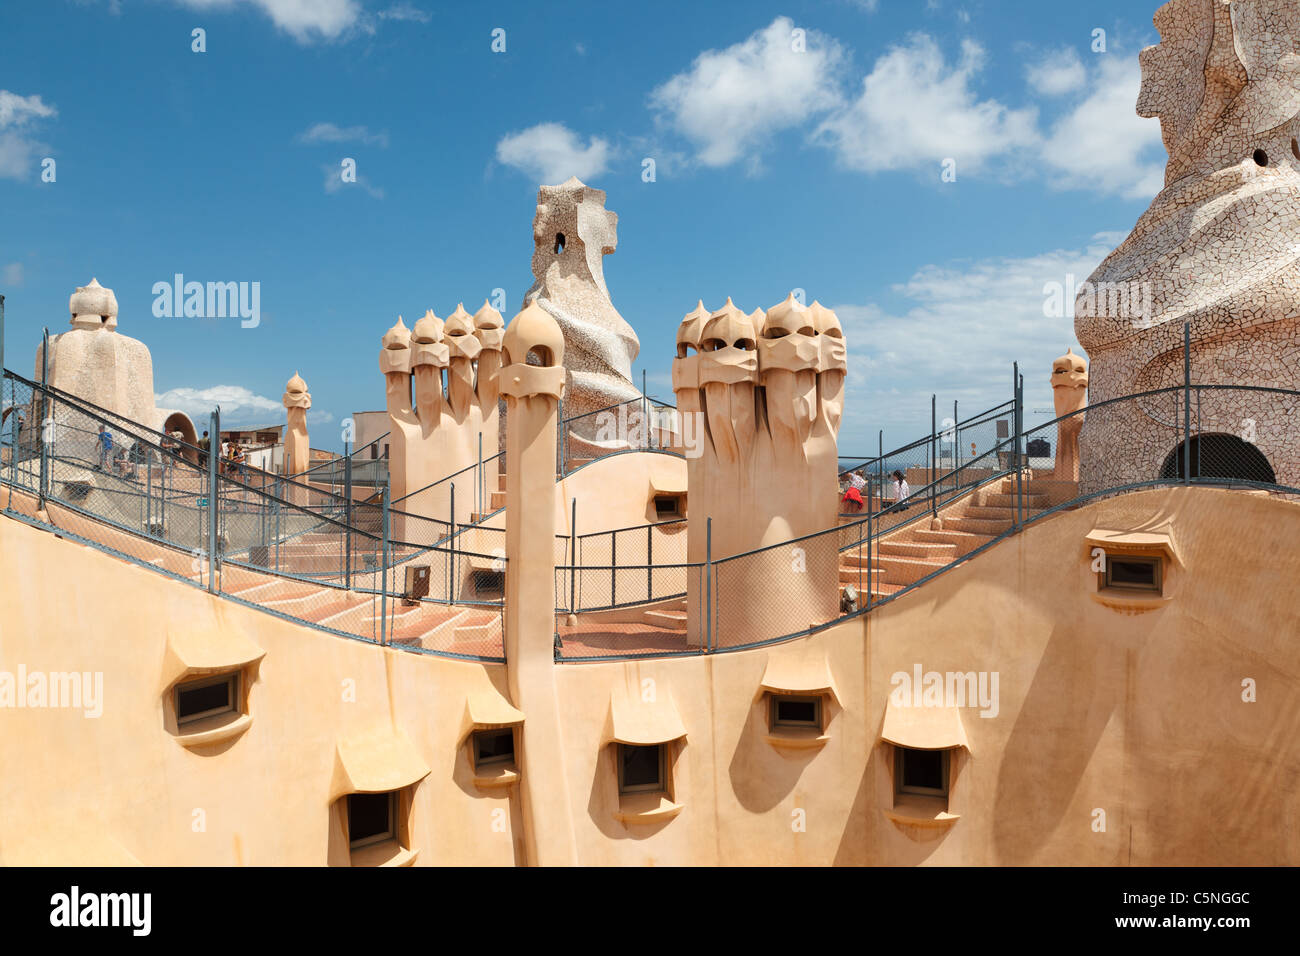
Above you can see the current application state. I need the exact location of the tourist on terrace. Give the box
[891,470,911,512]
[97,425,112,471]
[841,469,866,513]
[199,430,210,468]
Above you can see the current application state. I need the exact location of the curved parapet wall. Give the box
[0,485,1297,864]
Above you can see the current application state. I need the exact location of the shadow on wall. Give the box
[990,621,1125,865]
[726,694,838,814]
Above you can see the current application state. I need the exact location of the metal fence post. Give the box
[477,431,483,516]
[0,293,6,388]
[646,523,653,603]
[344,449,353,590]
[1183,321,1192,484]
[953,400,959,470]
[1013,363,1023,530]
[610,529,617,608]
[38,329,49,509]
[705,517,713,653]
[449,482,456,603]
[930,394,937,516]
[381,484,390,646]
[570,497,577,613]
[878,430,884,504]
[208,409,220,593]
[866,474,874,610]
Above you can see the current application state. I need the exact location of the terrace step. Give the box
[961,505,1045,522]
[838,565,885,585]
[910,528,995,556]
[643,609,687,628]
[873,555,950,586]
[877,541,959,560]
[490,491,506,510]
[977,492,1050,509]
[942,517,1019,537]
[452,615,501,647]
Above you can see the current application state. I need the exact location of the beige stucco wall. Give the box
[1,485,1295,865]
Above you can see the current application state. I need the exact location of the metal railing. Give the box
[550,375,1300,660]
[7,355,1298,666]
[1,369,506,662]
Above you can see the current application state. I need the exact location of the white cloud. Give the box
[321,163,384,199]
[1025,47,1087,96]
[831,232,1125,449]
[2,262,24,287]
[306,410,335,425]
[377,3,430,23]
[171,0,361,43]
[156,385,282,424]
[495,123,612,185]
[299,122,389,148]
[649,16,845,170]
[0,90,56,180]
[1039,54,1165,200]
[816,34,1039,174]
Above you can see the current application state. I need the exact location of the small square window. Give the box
[176,672,239,725]
[895,747,949,797]
[472,728,516,770]
[1104,555,1161,592]
[618,743,666,795]
[472,569,505,596]
[654,495,683,519]
[770,694,822,730]
[347,791,396,849]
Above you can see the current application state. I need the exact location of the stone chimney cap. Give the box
[69,277,119,330]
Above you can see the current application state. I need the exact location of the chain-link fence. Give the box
[8,363,1300,666]
[559,395,677,473]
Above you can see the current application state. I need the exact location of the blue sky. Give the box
[0,0,1168,455]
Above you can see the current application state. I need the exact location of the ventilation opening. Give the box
[654,494,683,518]
[1159,433,1277,484]
[472,728,515,770]
[1104,556,1162,593]
[554,233,565,254]
[895,746,949,798]
[472,568,504,596]
[618,743,666,795]
[176,672,239,725]
[347,791,395,849]
[1253,148,1269,167]
[770,694,822,730]
[525,346,553,367]
[1293,138,1300,161]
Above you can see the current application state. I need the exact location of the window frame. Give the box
[894,746,950,798]
[617,743,667,796]
[770,694,823,731]
[472,727,516,771]
[175,671,240,726]
[653,495,684,519]
[346,790,397,850]
[1103,554,1162,593]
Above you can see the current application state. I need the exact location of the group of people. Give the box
[197,431,249,478]
[839,468,912,515]
[95,424,186,479]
